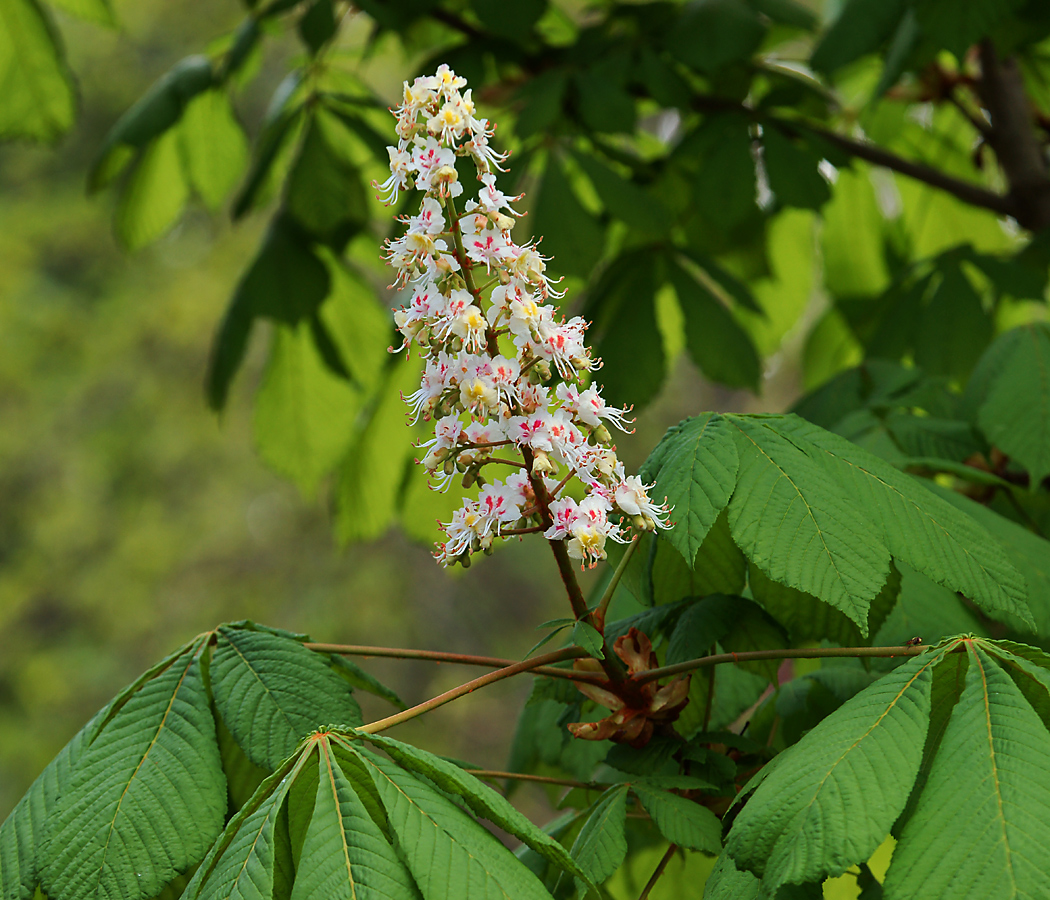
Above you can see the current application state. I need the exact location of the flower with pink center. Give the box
[544,497,579,540]
[556,383,634,432]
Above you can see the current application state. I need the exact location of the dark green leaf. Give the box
[632,785,722,852]
[916,0,1025,59]
[727,651,938,891]
[472,0,546,39]
[210,625,362,770]
[298,0,336,53]
[691,115,756,228]
[762,128,830,210]
[570,786,629,895]
[668,259,761,390]
[571,150,668,236]
[531,153,604,278]
[914,265,993,382]
[666,0,766,73]
[641,413,739,565]
[573,620,605,659]
[884,645,1050,899]
[727,415,892,630]
[811,0,908,73]
[42,647,226,900]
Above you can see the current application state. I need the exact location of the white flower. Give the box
[614,471,672,529]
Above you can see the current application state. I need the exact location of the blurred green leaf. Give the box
[253,321,360,495]
[47,0,114,25]
[811,0,908,73]
[762,128,830,211]
[178,88,248,210]
[472,0,546,39]
[0,0,75,141]
[914,264,993,382]
[668,259,761,390]
[531,153,604,277]
[666,0,766,73]
[114,127,189,249]
[691,115,756,228]
[90,55,213,190]
[297,0,336,53]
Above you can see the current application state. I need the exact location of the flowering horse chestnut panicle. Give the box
[375,65,672,569]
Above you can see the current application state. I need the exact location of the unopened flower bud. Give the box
[443,458,456,476]
[594,424,612,444]
[494,212,515,232]
[434,164,459,187]
[531,450,555,476]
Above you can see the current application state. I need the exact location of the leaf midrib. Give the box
[320,740,359,900]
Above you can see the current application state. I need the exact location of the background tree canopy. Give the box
[3,0,1050,896]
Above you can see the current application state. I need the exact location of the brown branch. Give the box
[359,646,588,734]
[465,769,610,790]
[689,94,1019,221]
[977,41,1050,230]
[306,642,607,683]
[634,645,925,685]
[638,844,678,900]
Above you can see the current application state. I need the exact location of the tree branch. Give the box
[306,642,607,683]
[633,645,925,686]
[689,94,1020,221]
[977,40,1050,230]
[638,844,678,900]
[466,769,610,790]
[359,646,588,734]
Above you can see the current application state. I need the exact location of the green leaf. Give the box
[751,560,901,646]
[286,110,368,241]
[762,129,830,211]
[631,785,722,852]
[571,150,668,237]
[570,786,629,895]
[253,321,361,495]
[359,732,591,885]
[913,264,992,382]
[573,620,605,659]
[89,55,214,190]
[690,115,756,228]
[916,0,1025,59]
[774,415,1032,628]
[184,754,301,900]
[210,625,362,770]
[329,655,406,710]
[207,215,331,409]
[667,0,766,73]
[472,0,546,39]
[640,413,740,566]
[810,0,908,73]
[178,88,248,209]
[883,645,1050,899]
[665,595,735,665]
[335,356,418,543]
[298,0,336,54]
[970,323,1050,487]
[726,651,938,891]
[0,0,75,141]
[726,416,892,630]
[513,69,566,139]
[574,67,636,134]
[585,251,666,409]
[356,747,555,900]
[531,153,603,278]
[47,0,114,25]
[41,646,226,900]
[114,127,190,250]
[927,485,1050,637]
[0,708,105,900]
[873,561,988,649]
[290,741,420,900]
[668,260,761,391]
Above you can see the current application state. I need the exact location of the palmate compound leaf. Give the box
[289,740,421,900]
[40,641,227,900]
[359,733,591,886]
[725,415,892,631]
[883,644,1050,899]
[639,413,739,566]
[210,624,363,770]
[772,415,1032,628]
[726,650,939,893]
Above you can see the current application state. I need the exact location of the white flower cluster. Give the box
[376,65,671,568]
